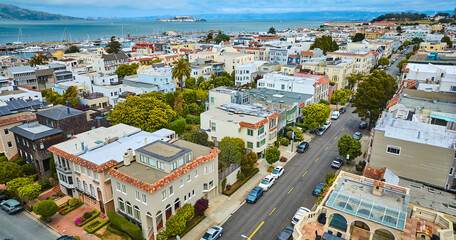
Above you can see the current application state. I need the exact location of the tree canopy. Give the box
[372,12,427,22]
[346,73,365,90]
[214,33,230,44]
[331,89,353,109]
[106,36,122,54]
[172,58,191,92]
[310,36,339,54]
[6,177,33,193]
[64,45,80,54]
[441,36,453,48]
[302,103,331,129]
[29,54,48,66]
[338,134,362,162]
[352,33,365,42]
[41,86,79,107]
[397,59,408,71]
[167,118,186,136]
[18,184,41,204]
[219,137,245,168]
[110,94,177,132]
[353,70,397,126]
[0,162,23,184]
[184,130,208,146]
[378,57,390,67]
[268,27,276,34]
[265,146,280,166]
[115,63,139,78]
[34,200,59,221]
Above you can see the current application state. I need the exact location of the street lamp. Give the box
[241,235,251,240]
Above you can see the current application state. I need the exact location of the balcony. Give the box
[60,181,75,189]
[56,166,72,174]
[257,132,266,140]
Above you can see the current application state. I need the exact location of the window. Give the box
[77,178,81,189]
[157,161,164,170]
[90,184,95,197]
[169,186,174,196]
[192,190,195,196]
[171,162,177,171]
[178,158,184,167]
[142,194,147,203]
[180,179,184,187]
[118,198,125,211]
[81,167,86,175]
[211,122,216,131]
[210,162,214,173]
[83,181,88,193]
[122,184,126,194]
[247,129,253,136]
[87,169,92,178]
[209,180,214,188]
[7,141,12,148]
[140,155,147,163]
[162,190,167,200]
[68,177,73,185]
[134,206,140,219]
[195,170,198,177]
[451,86,456,92]
[247,142,253,148]
[258,125,264,135]
[93,172,98,182]
[204,166,207,174]
[386,145,401,155]
[187,174,191,182]
[126,202,132,215]
[74,164,80,173]
[135,191,140,201]
[148,157,156,167]
[210,97,214,103]
[116,182,121,191]
[203,183,208,190]
[4,129,9,135]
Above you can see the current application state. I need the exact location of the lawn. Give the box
[96,225,128,240]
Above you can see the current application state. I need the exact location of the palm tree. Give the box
[172,58,191,92]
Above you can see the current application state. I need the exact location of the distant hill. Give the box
[0,3,82,20]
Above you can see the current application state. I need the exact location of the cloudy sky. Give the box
[4,0,454,18]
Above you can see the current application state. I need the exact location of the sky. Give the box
[4,0,455,18]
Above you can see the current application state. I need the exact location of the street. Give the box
[222,106,365,240]
[0,209,60,240]
[386,45,414,83]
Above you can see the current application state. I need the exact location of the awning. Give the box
[430,113,456,123]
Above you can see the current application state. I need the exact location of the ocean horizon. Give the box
[0,19,324,44]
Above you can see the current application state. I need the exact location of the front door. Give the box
[97,188,105,213]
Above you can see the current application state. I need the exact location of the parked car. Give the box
[271,166,284,179]
[57,236,77,240]
[353,132,362,140]
[246,186,264,203]
[291,207,311,225]
[0,199,23,214]
[331,157,344,169]
[0,191,8,202]
[259,175,276,191]
[297,142,309,153]
[312,183,326,197]
[277,225,294,240]
[316,127,326,136]
[359,121,367,129]
[339,107,346,114]
[201,225,223,240]
[324,120,331,129]
[331,111,340,120]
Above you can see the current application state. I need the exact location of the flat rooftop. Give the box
[248,88,312,107]
[136,140,190,162]
[10,122,62,140]
[325,177,409,230]
[402,88,456,101]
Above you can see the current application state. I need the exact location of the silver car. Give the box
[291,207,310,225]
[201,225,223,240]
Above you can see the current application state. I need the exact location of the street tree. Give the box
[29,54,48,66]
[214,33,230,43]
[397,59,408,71]
[6,177,33,194]
[352,33,365,42]
[0,162,23,184]
[34,200,59,221]
[337,134,362,162]
[331,90,348,110]
[406,51,415,60]
[172,58,191,92]
[377,57,390,68]
[106,36,122,53]
[110,94,176,132]
[310,36,339,54]
[265,146,280,166]
[302,103,331,130]
[241,152,257,176]
[346,73,365,90]
[268,27,276,34]
[396,26,402,33]
[353,70,397,127]
[403,40,411,47]
[219,137,245,168]
[18,184,41,205]
[115,63,139,78]
[196,76,205,87]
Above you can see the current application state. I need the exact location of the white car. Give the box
[331,111,340,120]
[324,120,331,129]
[291,207,311,225]
[258,175,276,191]
[270,166,284,179]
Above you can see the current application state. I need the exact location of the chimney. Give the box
[127,148,133,160]
[372,181,384,196]
[67,107,70,115]
[144,137,148,145]
[123,152,131,166]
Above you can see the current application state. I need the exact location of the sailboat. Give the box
[12,28,23,45]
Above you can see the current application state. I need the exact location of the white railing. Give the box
[257,132,266,140]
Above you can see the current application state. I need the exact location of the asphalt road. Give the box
[222,106,365,240]
[0,208,60,240]
[385,45,414,83]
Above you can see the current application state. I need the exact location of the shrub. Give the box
[325,173,336,184]
[107,223,132,240]
[178,203,194,222]
[74,236,80,240]
[0,156,7,162]
[83,211,94,219]
[156,230,168,240]
[68,197,81,207]
[21,164,36,176]
[83,218,110,234]
[236,171,245,181]
[12,157,26,166]
[267,166,274,172]
[75,217,83,225]
[194,198,209,216]
[225,184,232,191]
[280,156,287,162]
[76,210,100,226]
[221,179,226,193]
[166,215,186,237]
[223,168,259,196]
[38,178,53,190]
[107,210,143,240]
[280,137,290,146]
[34,200,59,221]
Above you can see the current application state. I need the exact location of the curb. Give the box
[219,200,246,226]
[23,209,62,237]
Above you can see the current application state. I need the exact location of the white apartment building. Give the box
[200,103,280,156]
[235,46,270,61]
[234,61,267,86]
[269,48,288,65]
[93,53,129,75]
[134,66,176,93]
[401,63,456,93]
[299,58,355,90]
[327,50,375,74]
[207,86,250,110]
[108,139,219,239]
[214,52,255,72]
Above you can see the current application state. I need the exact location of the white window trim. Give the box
[386,145,401,155]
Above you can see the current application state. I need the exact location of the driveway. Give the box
[0,209,60,240]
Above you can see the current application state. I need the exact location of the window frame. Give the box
[386,145,401,155]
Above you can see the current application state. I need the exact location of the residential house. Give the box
[93,53,129,75]
[214,52,254,72]
[0,112,36,160]
[207,86,249,110]
[5,66,37,89]
[400,63,456,93]
[326,50,375,74]
[269,48,288,65]
[234,61,267,86]
[299,57,355,90]
[419,42,447,52]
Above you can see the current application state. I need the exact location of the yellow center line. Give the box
[341,127,344,131]
[325,146,328,151]
[302,171,307,177]
[334,136,337,140]
[315,157,319,162]
[269,208,276,216]
[248,221,264,239]
[287,187,294,195]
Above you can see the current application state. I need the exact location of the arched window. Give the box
[83,181,88,193]
[90,184,95,198]
[118,198,125,212]
[134,206,140,220]
[76,178,81,190]
[126,201,132,215]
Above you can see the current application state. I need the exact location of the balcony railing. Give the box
[257,132,266,140]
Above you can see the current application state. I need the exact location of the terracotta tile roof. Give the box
[48,145,119,173]
[362,166,386,181]
[327,51,374,56]
[254,36,280,40]
[386,94,401,109]
[300,51,314,56]
[18,85,40,92]
[0,114,36,126]
[299,102,306,108]
[289,55,299,58]
[108,147,220,194]
[238,112,279,129]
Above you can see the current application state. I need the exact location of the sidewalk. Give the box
[183,148,298,240]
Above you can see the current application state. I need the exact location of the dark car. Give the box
[359,121,367,129]
[331,157,344,169]
[277,225,294,240]
[57,236,77,240]
[246,186,264,204]
[353,132,362,140]
[339,107,346,114]
[0,191,8,202]
[0,199,23,214]
[297,142,309,153]
[312,183,326,197]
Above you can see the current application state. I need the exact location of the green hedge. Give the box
[83,218,110,234]
[107,223,132,240]
[222,168,259,196]
[180,215,206,237]
[76,210,100,226]
[107,210,143,240]
[59,202,83,215]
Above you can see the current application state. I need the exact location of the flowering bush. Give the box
[75,217,83,224]
[279,156,287,162]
